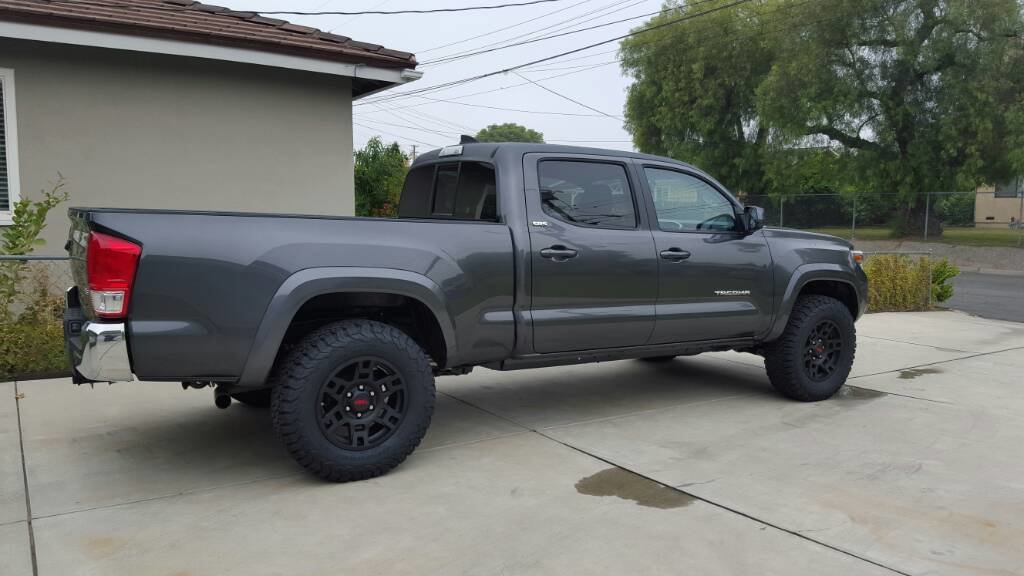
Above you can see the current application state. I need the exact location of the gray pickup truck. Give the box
[63,142,867,481]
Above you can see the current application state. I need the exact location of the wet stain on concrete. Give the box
[575,467,695,510]
[836,386,888,400]
[898,367,943,380]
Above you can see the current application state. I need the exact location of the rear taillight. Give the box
[86,231,141,318]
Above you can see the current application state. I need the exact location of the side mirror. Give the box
[743,206,765,233]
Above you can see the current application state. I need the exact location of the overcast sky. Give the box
[215,0,656,156]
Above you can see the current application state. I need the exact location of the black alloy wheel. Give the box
[318,357,408,451]
[802,320,843,382]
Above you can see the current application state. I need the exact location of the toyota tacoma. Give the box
[63,142,868,482]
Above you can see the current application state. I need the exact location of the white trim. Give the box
[0,66,20,225]
[0,20,420,87]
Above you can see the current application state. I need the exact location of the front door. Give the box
[525,155,658,353]
[638,165,773,343]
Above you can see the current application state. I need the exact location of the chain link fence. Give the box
[741,191,1024,247]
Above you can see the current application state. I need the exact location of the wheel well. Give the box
[797,280,858,318]
[276,292,448,370]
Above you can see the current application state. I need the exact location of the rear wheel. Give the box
[270,319,435,482]
[764,295,856,401]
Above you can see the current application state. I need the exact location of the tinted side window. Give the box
[453,162,498,221]
[538,160,636,229]
[397,166,434,218]
[397,162,499,221]
[644,168,737,232]
[432,164,459,216]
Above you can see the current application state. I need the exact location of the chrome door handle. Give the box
[659,248,691,261]
[540,245,578,260]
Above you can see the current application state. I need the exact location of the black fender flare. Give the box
[237,267,457,387]
[764,263,862,342]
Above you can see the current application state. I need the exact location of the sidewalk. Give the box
[3,311,1024,575]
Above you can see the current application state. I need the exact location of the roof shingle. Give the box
[0,0,417,68]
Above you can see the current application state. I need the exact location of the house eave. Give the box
[0,20,420,97]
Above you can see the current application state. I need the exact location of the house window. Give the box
[0,67,20,224]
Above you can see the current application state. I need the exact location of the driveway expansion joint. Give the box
[13,382,38,576]
[440,391,913,576]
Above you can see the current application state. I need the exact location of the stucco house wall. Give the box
[0,37,354,254]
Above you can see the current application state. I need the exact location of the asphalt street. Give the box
[947,270,1024,323]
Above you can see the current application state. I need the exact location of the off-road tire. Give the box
[270,319,435,482]
[231,389,271,407]
[764,295,856,402]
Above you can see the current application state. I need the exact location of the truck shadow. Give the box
[29,356,784,498]
[437,355,782,430]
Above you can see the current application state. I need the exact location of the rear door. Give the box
[638,164,773,343]
[524,154,658,353]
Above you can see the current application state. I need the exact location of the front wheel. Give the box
[270,320,435,482]
[764,295,856,401]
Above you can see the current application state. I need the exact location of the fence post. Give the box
[1019,191,1023,248]
[780,195,785,228]
[923,192,930,242]
[851,194,857,242]
[926,250,933,309]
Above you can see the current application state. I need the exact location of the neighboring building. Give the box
[0,0,420,253]
[975,178,1024,228]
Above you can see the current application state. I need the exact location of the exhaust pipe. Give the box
[214,386,232,409]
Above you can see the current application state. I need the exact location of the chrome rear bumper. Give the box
[64,286,133,383]
[77,322,133,382]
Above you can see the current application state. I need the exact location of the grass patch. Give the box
[805,226,1024,247]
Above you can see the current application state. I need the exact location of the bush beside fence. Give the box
[861,253,959,312]
[0,258,71,381]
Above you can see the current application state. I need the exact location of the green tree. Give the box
[475,123,545,143]
[622,0,1024,232]
[354,137,407,217]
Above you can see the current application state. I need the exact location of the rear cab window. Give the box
[398,161,499,221]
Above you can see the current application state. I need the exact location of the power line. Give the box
[413,96,618,117]
[53,0,572,16]
[254,0,569,15]
[353,121,443,147]
[356,60,612,110]
[415,0,594,54]
[420,1,685,66]
[422,0,651,66]
[511,71,622,118]
[357,115,458,138]
[359,0,752,106]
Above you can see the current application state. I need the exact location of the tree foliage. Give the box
[354,137,407,217]
[621,0,1024,208]
[475,123,545,143]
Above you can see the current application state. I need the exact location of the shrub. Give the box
[0,267,65,380]
[931,259,960,303]
[862,254,959,312]
[0,177,70,380]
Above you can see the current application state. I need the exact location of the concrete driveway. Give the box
[3,311,1024,576]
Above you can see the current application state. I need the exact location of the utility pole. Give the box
[411,145,418,161]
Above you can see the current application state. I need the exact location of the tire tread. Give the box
[764,295,856,402]
[270,319,435,482]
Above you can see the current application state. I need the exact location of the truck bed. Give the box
[67,208,516,382]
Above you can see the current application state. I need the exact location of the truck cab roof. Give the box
[410,142,701,172]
